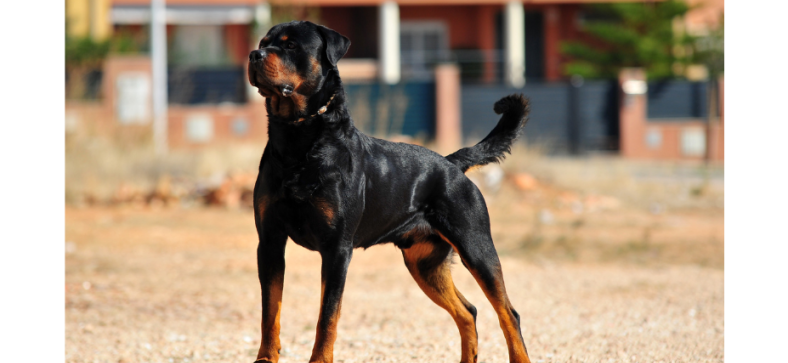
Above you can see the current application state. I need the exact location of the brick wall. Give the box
[619,68,724,162]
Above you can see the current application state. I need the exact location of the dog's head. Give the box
[248,21,350,119]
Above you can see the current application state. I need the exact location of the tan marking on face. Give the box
[269,95,296,118]
[280,35,288,41]
[289,56,324,117]
[259,52,309,118]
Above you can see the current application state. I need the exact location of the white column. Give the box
[249,2,273,103]
[151,0,168,155]
[255,2,272,35]
[504,0,525,88]
[379,1,400,84]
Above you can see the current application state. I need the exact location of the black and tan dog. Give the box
[247,21,532,363]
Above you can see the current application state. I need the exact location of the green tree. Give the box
[561,0,695,79]
[693,16,724,78]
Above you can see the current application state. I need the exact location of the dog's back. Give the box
[348,93,530,249]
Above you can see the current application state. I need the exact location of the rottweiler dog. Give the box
[247,21,532,363]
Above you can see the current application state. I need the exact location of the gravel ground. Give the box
[65,205,722,363]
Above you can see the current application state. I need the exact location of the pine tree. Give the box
[561,0,695,79]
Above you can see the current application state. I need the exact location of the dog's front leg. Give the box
[254,222,288,363]
[309,242,353,363]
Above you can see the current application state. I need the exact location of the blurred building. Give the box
[65,0,723,161]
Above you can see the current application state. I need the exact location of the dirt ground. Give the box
[65,169,723,363]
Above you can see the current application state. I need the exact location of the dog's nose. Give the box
[249,49,265,62]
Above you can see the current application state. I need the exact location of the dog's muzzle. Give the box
[248,49,294,98]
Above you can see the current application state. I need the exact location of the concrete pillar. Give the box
[618,68,647,158]
[379,1,400,84]
[707,76,724,162]
[435,64,462,154]
[504,0,525,88]
[249,2,272,105]
[255,2,272,36]
[151,0,168,155]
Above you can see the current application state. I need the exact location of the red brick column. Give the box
[618,68,647,158]
[708,76,724,162]
[477,5,498,84]
[544,5,561,81]
[435,64,462,154]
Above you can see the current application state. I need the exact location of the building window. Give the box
[645,128,662,149]
[681,128,706,156]
[400,21,449,80]
[186,114,214,143]
[232,117,249,136]
[116,72,150,124]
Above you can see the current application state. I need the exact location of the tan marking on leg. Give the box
[257,271,284,363]
[309,280,341,363]
[402,225,432,242]
[257,195,269,220]
[403,241,479,363]
[434,231,531,363]
[310,305,342,363]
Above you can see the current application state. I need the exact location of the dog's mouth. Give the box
[250,76,295,99]
[249,63,297,98]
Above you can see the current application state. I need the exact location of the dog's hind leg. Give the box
[428,184,531,363]
[435,227,531,363]
[401,239,479,363]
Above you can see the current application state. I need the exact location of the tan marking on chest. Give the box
[312,197,336,224]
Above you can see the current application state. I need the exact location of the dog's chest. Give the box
[275,157,325,201]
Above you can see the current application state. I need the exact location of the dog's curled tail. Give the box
[446,94,530,173]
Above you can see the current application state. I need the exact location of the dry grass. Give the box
[66,128,264,204]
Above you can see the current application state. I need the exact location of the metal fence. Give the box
[344,81,436,139]
[168,66,247,104]
[461,80,619,154]
[647,80,712,120]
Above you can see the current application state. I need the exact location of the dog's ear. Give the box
[316,24,350,67]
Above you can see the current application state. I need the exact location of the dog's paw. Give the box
[493,94,529,115]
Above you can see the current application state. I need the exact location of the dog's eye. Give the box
[285,42,297,50]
